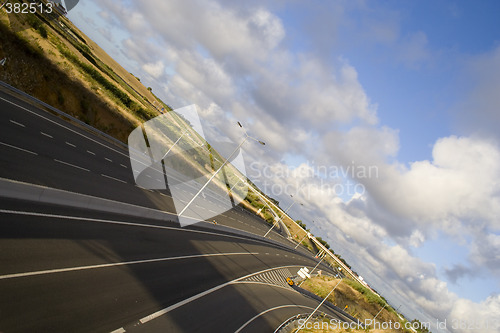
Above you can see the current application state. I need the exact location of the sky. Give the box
[67,1,500,332]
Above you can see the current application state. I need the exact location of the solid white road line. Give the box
[9,119,25,127]
[0,252,258,281]
[0,209,267,246]
[0,141,38,155]
[234,304,315,333]
[54,159,89,172]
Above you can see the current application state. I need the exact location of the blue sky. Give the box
[68,1,500,331]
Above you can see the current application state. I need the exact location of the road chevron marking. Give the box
[126,265,306,329]
[0,252,259,280]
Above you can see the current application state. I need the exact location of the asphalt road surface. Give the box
[0,87,343,332]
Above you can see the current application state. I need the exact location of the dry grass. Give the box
[300,276,412,333]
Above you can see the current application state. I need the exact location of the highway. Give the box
[0,87,291,242]
[0,86,344,332]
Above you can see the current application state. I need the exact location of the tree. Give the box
[316,236,330,249]
[336,254,351,269]
[296,220,308,230]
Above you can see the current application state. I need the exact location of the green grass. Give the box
[344,279,386,307]
[56,44,155,121]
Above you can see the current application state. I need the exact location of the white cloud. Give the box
[409,229,425,248]
[142,61,165,79]
[373,136,500,228]
[448,295,500,333]
[470,233,500,276]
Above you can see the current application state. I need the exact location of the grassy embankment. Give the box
[297,276,417,333]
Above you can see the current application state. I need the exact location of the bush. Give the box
[26,15,47,38]
[38,25,48,38]
[26,15,41,30]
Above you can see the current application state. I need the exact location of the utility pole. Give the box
[264,196,300,238]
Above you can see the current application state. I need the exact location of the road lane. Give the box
[0,205,331,332]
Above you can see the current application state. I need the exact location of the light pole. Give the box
[373,303,387,321]
[298,255,325,287]
[0,1,9,10]
[178,122,265,217]
[295,222,312,249]
[161,131,188,182]
[235,174,277,219]
[297,279,343,332]
[294,232,310,249]
[162,131,189,160]
[263,195,299,238]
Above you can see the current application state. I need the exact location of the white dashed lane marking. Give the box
[101,174,127,184]
[9,120,25,127]
[40,132,53,138]
[54,159,89,172]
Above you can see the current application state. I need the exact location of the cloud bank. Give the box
[76,1,500,331]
